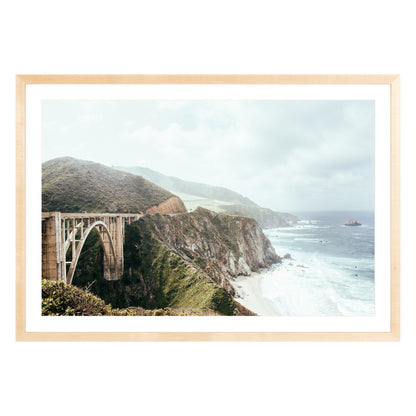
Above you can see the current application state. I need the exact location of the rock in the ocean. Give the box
[345,219,362,226]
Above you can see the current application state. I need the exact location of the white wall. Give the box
[1,1,414,415]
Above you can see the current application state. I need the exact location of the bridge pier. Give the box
[102,216,124,280]
[115,216,125,278]
[42,212,65,281]
[42,212,141,284]
[102,230,116,280]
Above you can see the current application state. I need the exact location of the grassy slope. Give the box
[71,219,250,315]
[42,157,176,213]
[41,280,221,316]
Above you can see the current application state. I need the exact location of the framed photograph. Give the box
[16,75,400,341]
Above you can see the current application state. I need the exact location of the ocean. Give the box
[261,211,375,316]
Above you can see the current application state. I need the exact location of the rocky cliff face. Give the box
[145,196,187,215]
[72,207,278,315]
[135,207,280,294]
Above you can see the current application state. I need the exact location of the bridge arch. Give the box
[42,212,141,283]
[65,220,117,285]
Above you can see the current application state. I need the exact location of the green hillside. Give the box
[68,209,263,316]
[42,157,178,213]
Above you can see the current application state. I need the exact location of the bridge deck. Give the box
[42,212,142,219]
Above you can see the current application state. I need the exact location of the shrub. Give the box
[41,280,219,316]
[42,280,113,316]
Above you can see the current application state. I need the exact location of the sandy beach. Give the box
[231,271,281,316]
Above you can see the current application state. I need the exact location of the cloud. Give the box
[42,100,374,212]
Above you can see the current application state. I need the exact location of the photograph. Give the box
[41,99,376,318]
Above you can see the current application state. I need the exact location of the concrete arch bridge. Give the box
[42,212,141,284]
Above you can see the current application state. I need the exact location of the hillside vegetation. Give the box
[71,224,239,315]
[70,208,277,315]
[42,157,186,213]
[42,280,221,316]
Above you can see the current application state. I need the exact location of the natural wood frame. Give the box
[16,74,400,342]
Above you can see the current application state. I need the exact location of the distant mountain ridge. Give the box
[115,166,258,207]
[42,157,187,214]
[115,165,298,228]
[221,204,298,228]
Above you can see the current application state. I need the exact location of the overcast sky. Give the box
[42,100,374,212]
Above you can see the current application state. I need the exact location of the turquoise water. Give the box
[262,211,375,316]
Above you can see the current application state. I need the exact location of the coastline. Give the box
[231,271,281,316]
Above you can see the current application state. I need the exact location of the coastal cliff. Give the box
[134,207,280,294]
[72,207,279,315]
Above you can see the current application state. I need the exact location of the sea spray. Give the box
[260,211,375,316]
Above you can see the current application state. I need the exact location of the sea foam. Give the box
[260,212,375,316]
